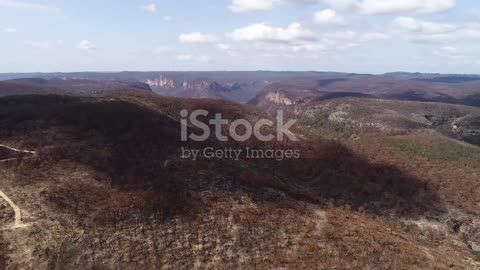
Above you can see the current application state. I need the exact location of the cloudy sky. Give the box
[0,0,479,73]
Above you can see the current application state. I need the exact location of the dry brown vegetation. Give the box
[0,93,479,269]
[349,135,480,216]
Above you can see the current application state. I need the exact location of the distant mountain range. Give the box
[1,71,480,107]
[249,74,480,109]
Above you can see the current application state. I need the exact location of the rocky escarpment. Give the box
[144,76,257,102]
[145,75,175,89]
[265,91,295,106]
[452,115,480,145]
[146,76,241,93]
[446,218,480,253]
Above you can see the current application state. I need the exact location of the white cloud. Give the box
[229,0,283,12]
[433,46,468,62]
[323,30,388,44]
[225,19,389,59]
[323,0,357,10]
[179,32,217,43]
[314,9,346,25]
[228,23,313,43]
[460,23,480,40]
[324,0,456,15]
[435,46,457,55]
[389,17,480,43]
[176,54,210,62]
[78,40,96,50]
[393,17,457,34]
[244,28,388,57]
[358,32,389,42]
[142,3,156,12]
[216,43,231,50]
[229,0,320,13]
[0,0,58,11]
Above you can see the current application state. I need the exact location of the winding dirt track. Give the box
[0,190,28,229]
[0,144,36,229]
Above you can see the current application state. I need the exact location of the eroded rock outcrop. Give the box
[451,115,480,144]
[146,75,176,88]
[265,91,294,106]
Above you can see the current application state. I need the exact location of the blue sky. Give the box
[0,0,479,73]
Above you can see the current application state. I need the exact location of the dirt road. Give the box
[0,144,36,229]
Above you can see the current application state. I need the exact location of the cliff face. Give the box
[265,91,294,106]
[145,76,175,88]
[452,115,480,144]
[146,76,228,92]
[181,80,212,91]
[144,75,260,102]
[146,76,225,99]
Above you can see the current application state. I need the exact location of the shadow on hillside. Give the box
[0,95,198,215]
[463,93,480,107]
[0,94,445,219]
[239,140,445,218]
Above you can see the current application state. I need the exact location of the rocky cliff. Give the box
[144,75,261,102]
